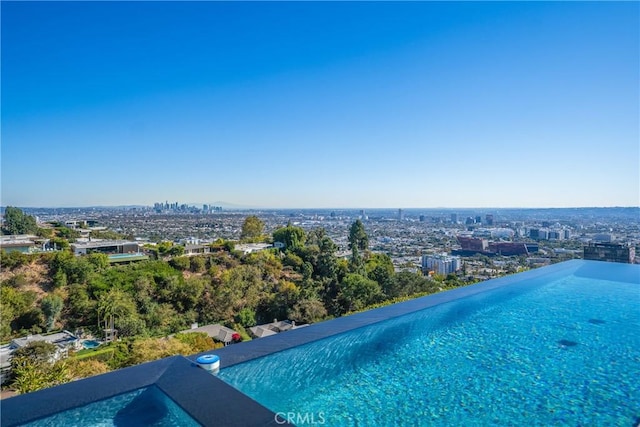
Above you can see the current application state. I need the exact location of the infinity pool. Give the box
[219,262,640,426]
[23,386,200,427]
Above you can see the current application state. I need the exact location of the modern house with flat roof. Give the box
[71,240,149,263]
[184,244,212,256]
[0,235,45,254]
[71,240,142,256]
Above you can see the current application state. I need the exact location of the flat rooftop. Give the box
[71,240,140,249]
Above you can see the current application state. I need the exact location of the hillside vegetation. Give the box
[1,212,472,393]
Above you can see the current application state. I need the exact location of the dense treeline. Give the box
[1,220,444,344]
[1,215,473,393]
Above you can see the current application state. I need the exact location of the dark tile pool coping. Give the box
[3,260,636,426]
[1,355,286,426]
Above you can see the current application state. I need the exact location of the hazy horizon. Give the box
[4,204,639,211]
[2,2,638,208]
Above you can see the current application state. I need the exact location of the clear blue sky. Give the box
[2,1,638,208]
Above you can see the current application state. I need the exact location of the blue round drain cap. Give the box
[196,354,220,364]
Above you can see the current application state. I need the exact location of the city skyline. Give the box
[2,2,639,209]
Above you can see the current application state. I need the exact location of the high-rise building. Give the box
[398,209,404,221]
[450,213,458,224]
[529,228,549,240]
[485,214,494,226]
[548,230,563,240]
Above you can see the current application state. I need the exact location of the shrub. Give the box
[67,358,110,380]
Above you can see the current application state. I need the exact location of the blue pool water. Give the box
[219,264,640,426]
[24,386,201,427]
[82,340,100,349]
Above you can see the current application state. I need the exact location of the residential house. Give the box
[178,323,238,346]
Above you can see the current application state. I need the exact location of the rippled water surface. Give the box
[220,266,640,426]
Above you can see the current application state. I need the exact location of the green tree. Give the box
[41,294,64,332]
[157,241,184,257]
[206,265,265,323]
[273,224,306,251]
[348,220,369,273]
[348,219,369,252]
[97,288,138,340]
[2,206,38,235]
[67,284,96,328]
[392,271,436,297]
[49,237,70,250]
[290,298,327,324]
[168,245,185,257]
[56,227,81,241]
[174,332,217,353]
[169,256,190,271]
[36,227,54,238]
[262,280,301,321]
[1,286,39,339]
[10,341,70,394]
[337,273,382,314]
[126,337,193,366]
[240,215,265,242]
[52,269,68,288]
[189,256,206,273]
[235,307,257,327]
[245,250,283,282]
[51,251,93,285]
[0,304,14,340]
[14,309,45,335]
[366,253,395,296]
[87,253,110,270]
[144,303,179,335]
[165,276,206,312]
[302,228,339,285]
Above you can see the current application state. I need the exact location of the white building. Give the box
[1,331,79,383]
[234,243,274,255]
[422,253,462,275]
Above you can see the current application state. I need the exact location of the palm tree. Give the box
[97,289,135,342]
